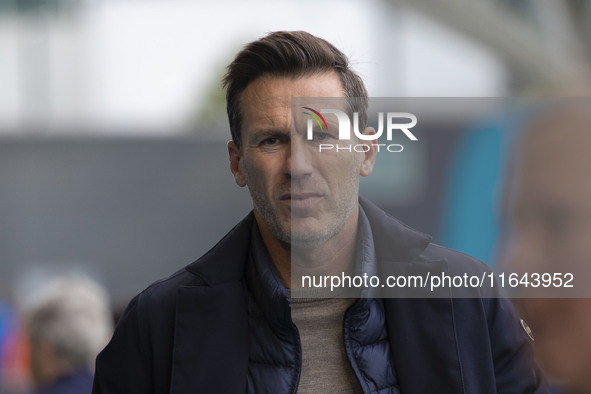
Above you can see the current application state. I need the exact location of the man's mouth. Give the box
[280,193,323,209]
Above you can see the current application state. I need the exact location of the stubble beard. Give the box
[247,180,358,250]
[243,153,363,251]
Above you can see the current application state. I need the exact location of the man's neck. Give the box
[255,205,359,289]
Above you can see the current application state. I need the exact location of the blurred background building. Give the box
[1,1,591,391]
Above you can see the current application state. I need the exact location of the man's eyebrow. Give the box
[247,129,290,139]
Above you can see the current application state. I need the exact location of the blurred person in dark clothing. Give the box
[501,101,591,393]
[24,275,112,394]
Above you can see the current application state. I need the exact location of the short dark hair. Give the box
[223,31,368,148]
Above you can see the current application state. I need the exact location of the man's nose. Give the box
[286,138,314,179]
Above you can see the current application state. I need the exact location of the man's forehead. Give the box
[240,72,345,126]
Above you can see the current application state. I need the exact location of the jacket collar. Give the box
[246,219,292,331]
[185,212,255,285]
[354,203,463,392]
[358,196,432,263]
[171,215,254,393]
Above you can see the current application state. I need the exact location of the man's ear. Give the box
[228,140,246,187]
[359,127,377,177]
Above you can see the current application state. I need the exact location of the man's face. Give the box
[228,72,375,248]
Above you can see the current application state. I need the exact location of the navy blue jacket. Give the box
[93,198,547,393]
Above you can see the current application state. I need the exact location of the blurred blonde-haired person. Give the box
[23,275,113,394]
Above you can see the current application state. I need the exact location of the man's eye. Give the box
[313,132,330,141]
[261,137,279,145]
